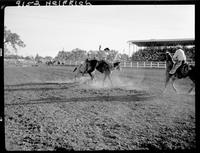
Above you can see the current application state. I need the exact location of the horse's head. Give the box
[113,61,121,70]
[165,51,174,64]
[165,51,171,60]
[163,51,174,73]
[157,52,172,61]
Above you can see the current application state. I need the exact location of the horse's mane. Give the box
[166,52,173,61]
[166,52,174,67]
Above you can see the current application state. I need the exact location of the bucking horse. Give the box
[164,51,195,93]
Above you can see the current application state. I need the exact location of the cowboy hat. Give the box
[175,45,182,49]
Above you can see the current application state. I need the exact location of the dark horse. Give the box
[164,52,195,93]
[73,59,99,80]
[73,59,120,85]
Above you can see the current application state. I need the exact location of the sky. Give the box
[5,5,194,57]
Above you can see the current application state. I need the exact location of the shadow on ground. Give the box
[4,82,79,91]
[5,91,154,106]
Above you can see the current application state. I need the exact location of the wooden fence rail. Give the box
[65,61,195,69]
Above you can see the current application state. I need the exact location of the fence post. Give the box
[150,62,152,68]
[158,62,160,68]
[131,62,133,68]
[137,62,138,68]
[144,62,145,68]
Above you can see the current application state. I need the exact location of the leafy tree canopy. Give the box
[4,26,26,54]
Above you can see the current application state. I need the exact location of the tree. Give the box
[4,26,26,55]
[118,53,129,62]
[44,56,53,61]
[71,48,87,61]
[106,49,118,62]
[54,50,71,62]
[35,53,42,63]
[25,55,34,60]
[54,49,87,63]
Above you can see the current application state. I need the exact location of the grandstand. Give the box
[127,38,195,56]
[127,38,195,62]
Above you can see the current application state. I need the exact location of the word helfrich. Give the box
[16,0,92,6]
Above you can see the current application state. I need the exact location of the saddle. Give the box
[175,61,190,78]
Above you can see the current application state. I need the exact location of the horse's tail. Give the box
[73,67,77,72]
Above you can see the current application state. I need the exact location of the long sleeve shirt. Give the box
[173,49,186,61]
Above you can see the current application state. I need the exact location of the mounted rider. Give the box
[169,45,187,75]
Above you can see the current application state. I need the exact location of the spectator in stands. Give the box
[169,45,187,74]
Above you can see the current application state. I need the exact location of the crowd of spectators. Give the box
[131,46,195,61]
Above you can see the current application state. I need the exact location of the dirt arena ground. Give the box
[4,64,195,151]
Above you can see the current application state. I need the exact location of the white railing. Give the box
[122,61,195,69]
[121,61,167,68]
[64,61,195,69]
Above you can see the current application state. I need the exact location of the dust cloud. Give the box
[87,73,149,91]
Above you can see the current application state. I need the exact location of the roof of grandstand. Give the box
[127,38,195,47]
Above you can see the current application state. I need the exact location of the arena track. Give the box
[4,65,195,151]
